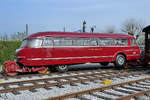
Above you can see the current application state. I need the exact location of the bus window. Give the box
[115,39,128,46]
[99,38,114,46]
[83,38,90,46]
[62,38,72,46]
[28,38,43,48]
[54,37,72,46]
[20,39,28,48]
[91,38,98,46]
[73,38,90,46]
[73,38,83,46]
[43,37,53,47]
[131,39,137,46]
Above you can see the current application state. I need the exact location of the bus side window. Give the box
[62,38,72,46]
[83,38,90,46]
[43,37,53,47]
[115,39,128,46]
[99,38,114,46]
[73,38,90,46]
[91,38,98,46]
[73,38,83,46]
[54,37,72,46]
[130,39,137,46]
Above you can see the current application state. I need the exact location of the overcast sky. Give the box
[0,0,150,35]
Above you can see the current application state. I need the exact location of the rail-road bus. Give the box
[3,32,141,76]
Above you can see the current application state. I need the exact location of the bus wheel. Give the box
[55,65,68,72]
[100,62,109,66]
[115,54,126,68]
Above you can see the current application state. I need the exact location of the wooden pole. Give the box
[26,24,28,36]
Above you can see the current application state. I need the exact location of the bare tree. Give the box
[0,32,26,41]
[10,32,26,41]
[121,18,145,39]
[105,25,116,33]
[0,34,8,41]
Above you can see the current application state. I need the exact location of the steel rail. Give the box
[0,68,114,80]
[0,71,148,94]
[45,77,150,100]
[112,89,150,100]
[0,66,147,80]
[0,69,119,86]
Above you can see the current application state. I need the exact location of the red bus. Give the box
[3,32,141,75]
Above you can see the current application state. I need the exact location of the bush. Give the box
[0,41,21,65]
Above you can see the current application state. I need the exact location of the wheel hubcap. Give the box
[118,57,124,65]
[59,65,67,70]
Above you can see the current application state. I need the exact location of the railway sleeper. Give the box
[77,96,91,100]
[70,82,78,86]
[44,87,52,90]
[80,81,89,85]
[120,86,144,91]
[12,91,21,95]
[137,83,150,86]
[18,83,24,86]
[29,89,37,92]
[113,88,135,94]
[90,93,112,100]
[55,84,65,88]
[102,91,124,97]
[32,82,39,85]
[131,84,150,89]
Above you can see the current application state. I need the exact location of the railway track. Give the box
[0,69,149,95]
[0,67,116,80]
[45,77,150,100]
[0,66,147,80]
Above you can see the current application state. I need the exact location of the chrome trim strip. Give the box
[127,54,140,56]
[124,49,140,51]
[42,46,130,48]
[27,56,114,60]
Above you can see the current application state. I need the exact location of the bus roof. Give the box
[27,31,134,39]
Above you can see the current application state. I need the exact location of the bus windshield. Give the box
[20,39,28,48]
[27,38,43,48]
[20,38,43,48]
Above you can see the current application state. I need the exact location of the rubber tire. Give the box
[115,54,126,68]
[55,65,68,73]
[100,62,109,66]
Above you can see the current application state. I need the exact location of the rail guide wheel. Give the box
[3,62,19,76]
[38,67,48,74]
